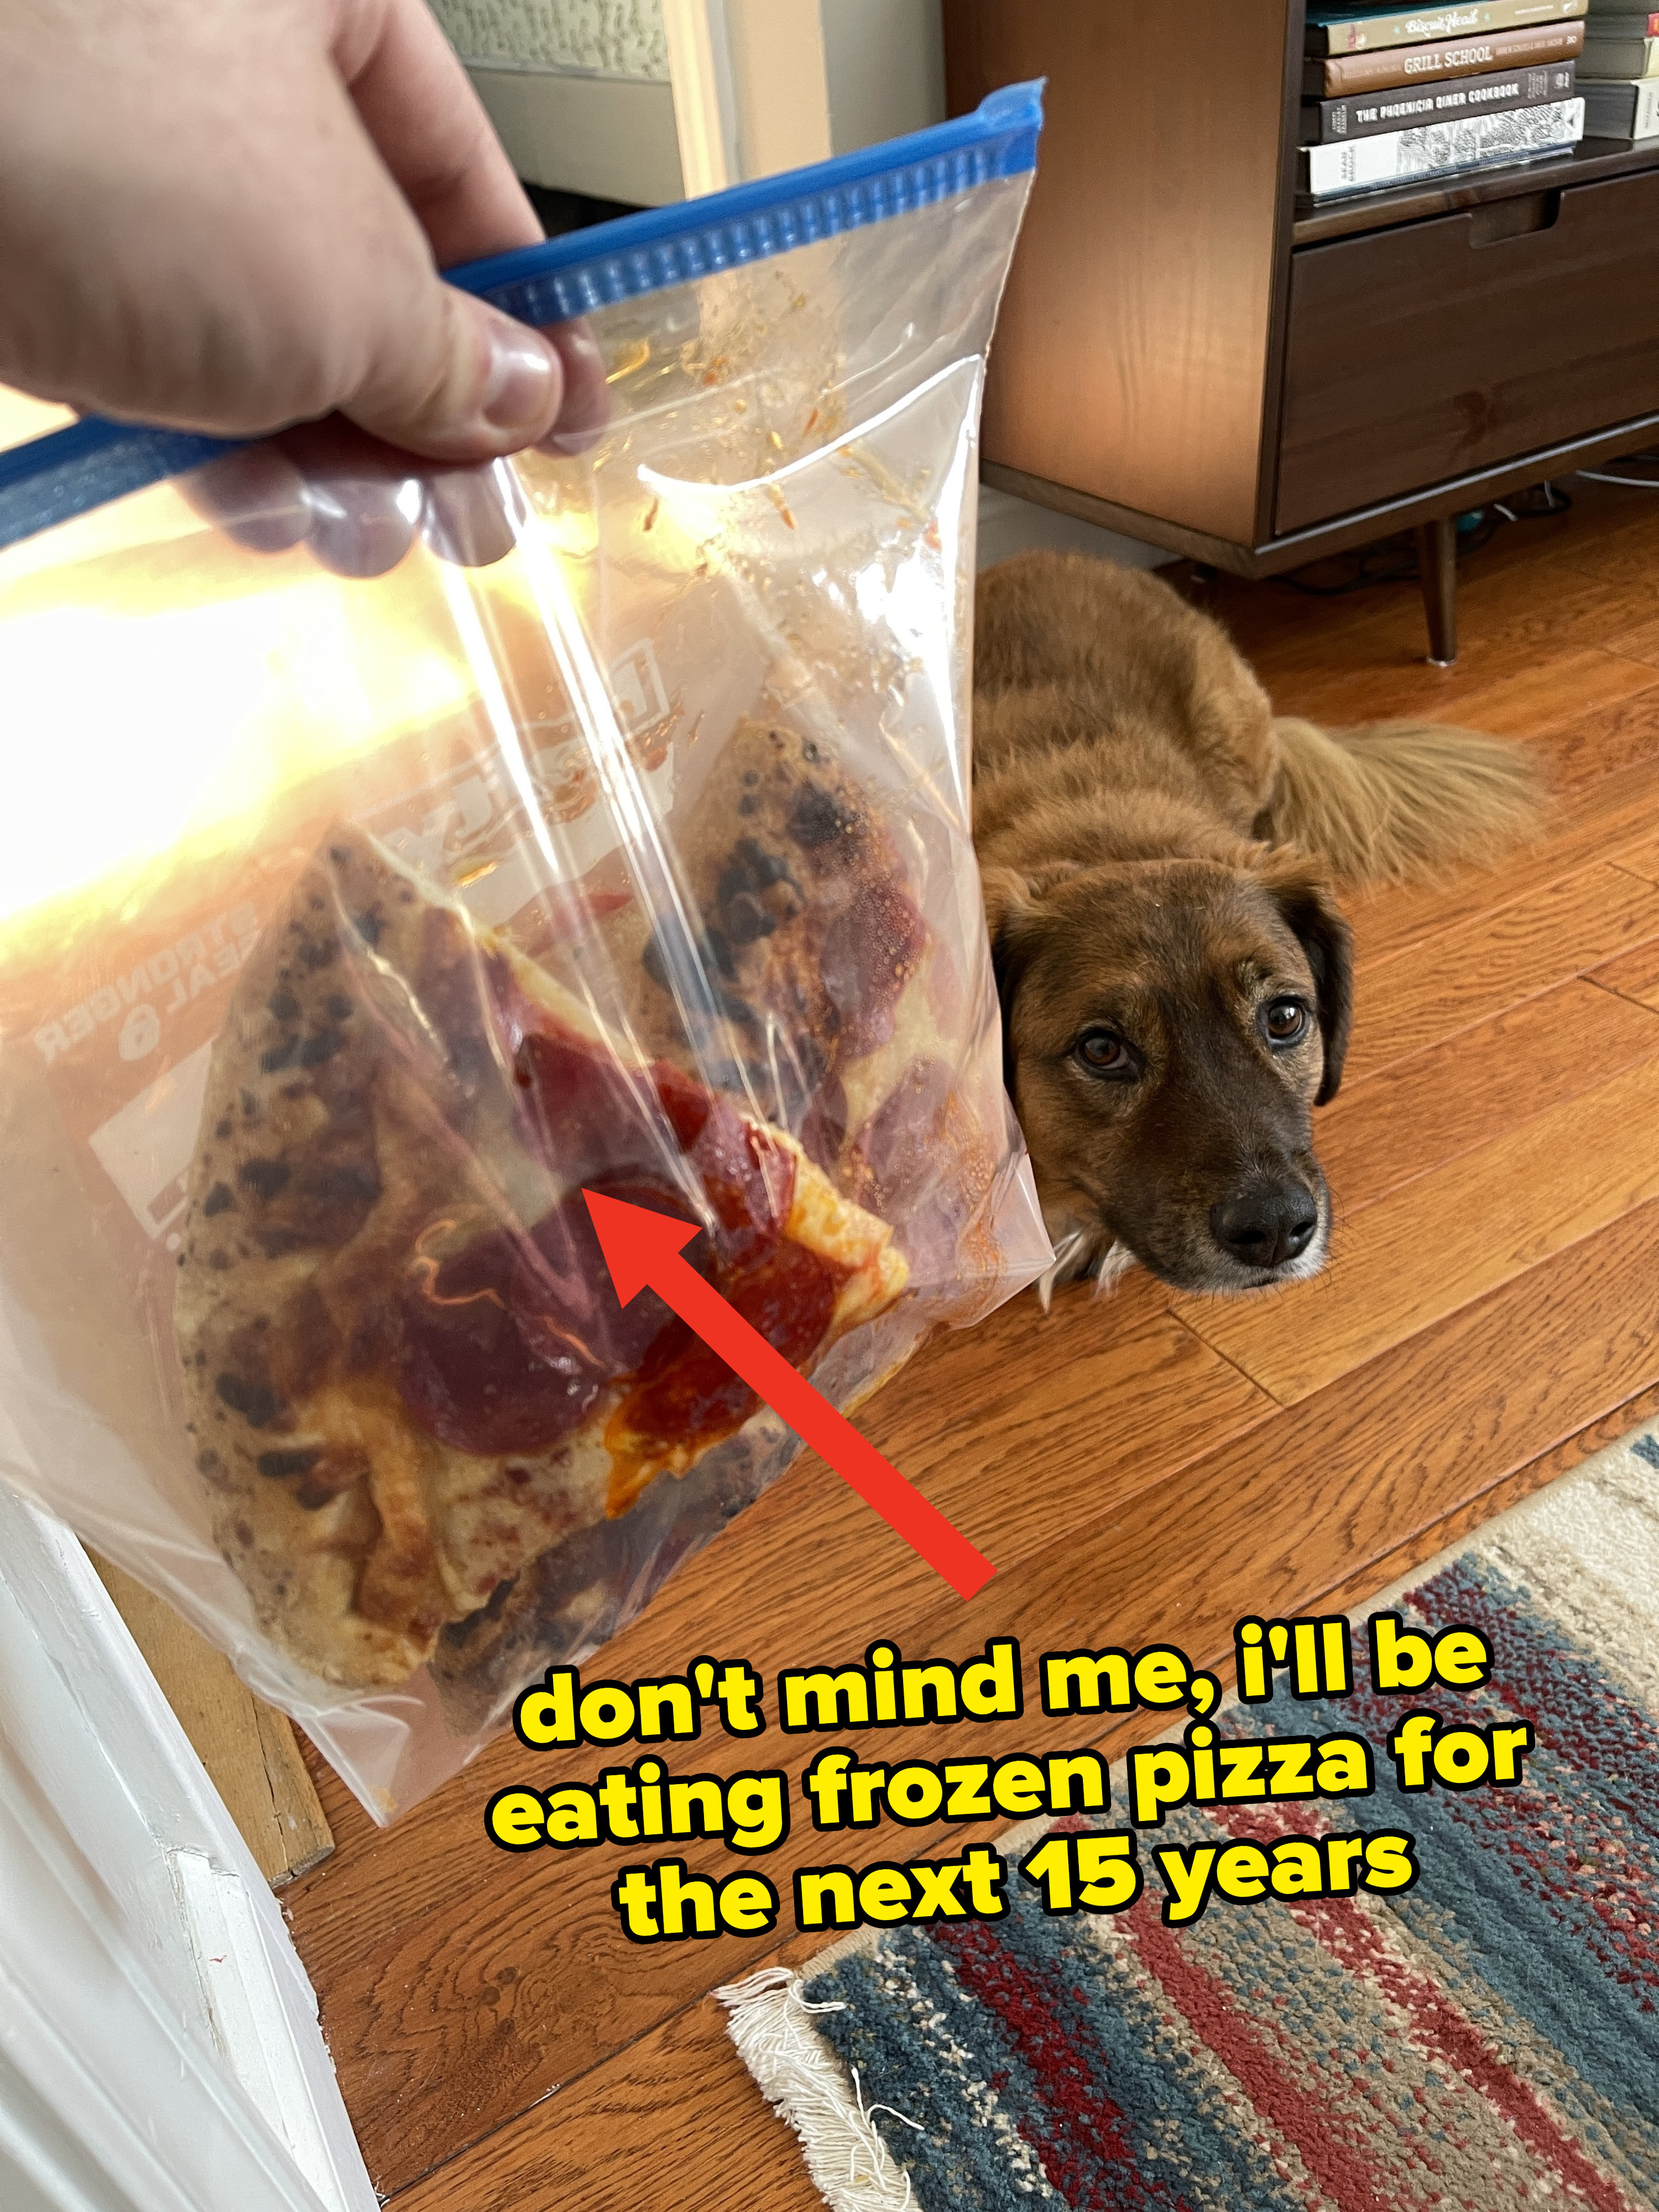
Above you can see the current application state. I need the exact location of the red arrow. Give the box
[583,1190,995,1600]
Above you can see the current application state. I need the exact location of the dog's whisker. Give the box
[1091,1244,1136,1298]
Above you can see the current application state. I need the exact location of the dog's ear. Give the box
[979,866,1039,1092]
[979,862,1077,1095]
[1255,853,1353,1105]
[980,861,1082,1001]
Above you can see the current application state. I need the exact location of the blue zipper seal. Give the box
[0,81,1042,553]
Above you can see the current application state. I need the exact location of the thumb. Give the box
[341,277,567,464]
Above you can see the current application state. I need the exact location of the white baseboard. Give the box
[468,66,685,205]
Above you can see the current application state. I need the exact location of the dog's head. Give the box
[985,850,1352,1295]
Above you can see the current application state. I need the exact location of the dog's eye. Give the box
[1074,1028,1133,1077]
[1262,998,1311,1047]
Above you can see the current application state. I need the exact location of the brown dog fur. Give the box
[974,550,1540,1296]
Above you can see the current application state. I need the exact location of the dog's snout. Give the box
[1209,1183,1318,1270]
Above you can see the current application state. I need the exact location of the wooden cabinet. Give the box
[945,0,1659,660]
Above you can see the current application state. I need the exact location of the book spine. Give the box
[1581,73,1659,128]
[1301,93,1584,192]
[1308,1,1588,58]
[1579,35,1659,78]
[1304,19,1583,94]
[1305,59,1577,138]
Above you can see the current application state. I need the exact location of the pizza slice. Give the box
[175,823,906,1691]
[606,714,1010,1306]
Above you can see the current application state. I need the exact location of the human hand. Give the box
[0,0,609,463]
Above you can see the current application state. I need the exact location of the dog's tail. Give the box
[1263,716,1542,884]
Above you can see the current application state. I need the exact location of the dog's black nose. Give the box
[1210,1185,1318,1270]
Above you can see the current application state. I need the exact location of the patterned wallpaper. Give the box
[430,0,669,77]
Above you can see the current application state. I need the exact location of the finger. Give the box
[323,0,602,462]
[279,421,422,577]
[420,463,524,568]
[342,280,568,462]
[306,470,419,577]
[539,322,612,456]
[335,0,541,270]
[181,445,311,554]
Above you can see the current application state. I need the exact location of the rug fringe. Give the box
[714,1966,922,2211]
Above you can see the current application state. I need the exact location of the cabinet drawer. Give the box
[1275,167,1659,536]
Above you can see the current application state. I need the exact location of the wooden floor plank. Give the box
[390,1996,822,2212]
[1314,979,1659,1220]
[1299,1371,1659,1632]
[1272,639,1659,748]
[1340,752,1659,973]
[1175,1051,1659,1403]
[301,1173,1659,2198]
[1552,505,1659,589]
[1606,826,1659,886]
[1211,535,1658,716]
[389,1360,1659,2212]
[1599,606,1659,670]
[1342,862,1659,1083]
[1590,938,1659,1010]
[286,1286,1272,1984]
[1512,681,1659,798]
[1395,645,1659,745]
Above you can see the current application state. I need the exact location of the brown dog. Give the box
[973,551,1538,1296]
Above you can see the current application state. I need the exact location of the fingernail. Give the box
[481,325,559,437]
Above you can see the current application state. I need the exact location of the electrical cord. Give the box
[1575,450,1659,491]
[1272,480,1567,599]
[1577,474,1659,488]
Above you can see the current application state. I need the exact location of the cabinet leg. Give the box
[1180,560,1218,608]
[1415,518,1458,666]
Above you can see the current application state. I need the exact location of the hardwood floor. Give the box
[285,479,1659,2212]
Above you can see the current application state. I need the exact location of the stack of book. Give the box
[1575,1,1659,139]
[1301,2,1589,199]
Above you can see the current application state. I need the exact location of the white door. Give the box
[0,1472,376,2212]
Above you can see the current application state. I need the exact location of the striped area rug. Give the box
[722,1422,1659,2210]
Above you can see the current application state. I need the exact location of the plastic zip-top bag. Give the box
[0,85,1051,1820]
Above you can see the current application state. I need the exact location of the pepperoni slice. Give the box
[651,1059,711,1150]
[512,1180,705,1375]
[619,1240,841,1448]
[398,1228,604,1455]
[406,973,811,1449]
[513,1013,792,1268]
[684,1097,795,1267]
[512,1024,664,1186]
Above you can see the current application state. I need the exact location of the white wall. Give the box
[819,0,944,155]
[439,0,948,204]
[430,0,669,79]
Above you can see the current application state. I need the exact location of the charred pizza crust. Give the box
[175,825,904,1691]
